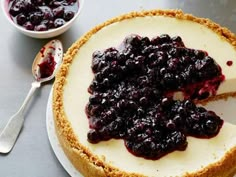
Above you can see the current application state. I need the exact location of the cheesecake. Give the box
[53,10,236,177]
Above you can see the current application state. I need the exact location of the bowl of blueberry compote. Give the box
[2,0,84,38]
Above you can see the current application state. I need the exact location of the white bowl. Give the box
[1,0,84,38]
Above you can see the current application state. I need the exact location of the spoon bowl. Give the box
[32,40,63,82]
[0,40,63,153]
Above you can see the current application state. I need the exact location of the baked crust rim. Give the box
[52,9,236,177]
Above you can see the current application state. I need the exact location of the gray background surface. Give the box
[0,0,236,176]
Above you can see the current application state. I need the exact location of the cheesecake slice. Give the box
[53,10,236,177]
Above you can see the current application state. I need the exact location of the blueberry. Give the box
[130,90,140,100]
[53,6,65,18]
[54,18,65,28]
[194,50,206,59]
[173,115,183,125]
[177,106,186,116]
[65,0,77,5]
[168,48,179,57]
[9,6,22,17]
[137,107,145,116]
[124,34,142,48]
[89,94,101,104]
[140,37,151,47]
[151,36,160,45]
[92,59,106,73]
[166,120,176,130]
[204,119,220,135]
[148,53,157,62]
[159,34,171,43]
[101,78,109,87]
[89,105,102,116]
[93,50,104,59]
[34,24,48,31]
[23,21,34,30]
[49,0,62,7]
[87,129,100,143]
[171,131,187,150]
[163,73,176,88]
[161,97,172,108]
[161,43,172,50]
[64,11,75,21]
[167,58,180,71]
[117,99,126,109]
[198,92,210,100]
[171,36,182,43]
[41,7,54,21]
[47,20,55,29]
[125,59,135,70]
[184,100,195,110]
[31,0,43,5]
[29,12,43,25]
[16,14,27,25]
[139,97,148,106]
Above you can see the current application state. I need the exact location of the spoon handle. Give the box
[0,81,41,153]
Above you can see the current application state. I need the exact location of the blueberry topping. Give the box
[86,34,224,159]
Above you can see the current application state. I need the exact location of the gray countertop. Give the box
[0,0,235,177]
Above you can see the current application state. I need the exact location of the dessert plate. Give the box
[47,86,236,176]
[46,88,83,177]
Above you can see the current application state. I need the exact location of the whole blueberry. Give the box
[16,14,27,25]
[64,11,75,21]
[54,18,65,28]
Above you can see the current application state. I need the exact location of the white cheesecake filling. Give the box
[63,16,236,176]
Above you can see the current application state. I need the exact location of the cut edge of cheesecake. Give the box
[53,9,236,177]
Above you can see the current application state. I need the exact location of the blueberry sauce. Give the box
[226,60,233,66]
[8,0,79,31]
[38,53,56,79]
[40,46,45,57]
[86,34,224,160]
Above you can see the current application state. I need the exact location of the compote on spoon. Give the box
[0,40,63,153]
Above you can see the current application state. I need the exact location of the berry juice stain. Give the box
[226,60,233,66]
[49,46,55,50]
[40,46,46,57]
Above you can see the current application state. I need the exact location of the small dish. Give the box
[1,0,84,39]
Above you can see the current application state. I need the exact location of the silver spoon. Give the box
[0,39,63,153]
